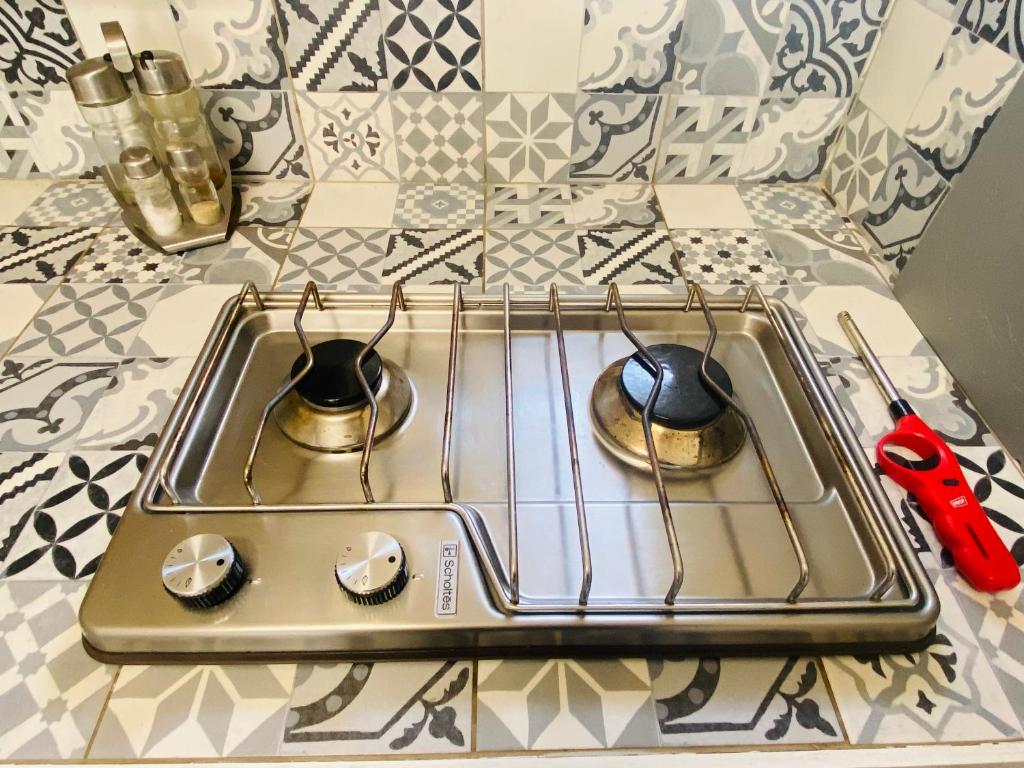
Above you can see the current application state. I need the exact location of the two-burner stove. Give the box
[80,281,938,662]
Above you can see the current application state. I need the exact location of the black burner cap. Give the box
[291,339,383,409]
[620,344,733,430]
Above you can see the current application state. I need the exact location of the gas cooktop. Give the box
[79,280,938,662]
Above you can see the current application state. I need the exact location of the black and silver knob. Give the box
[336,531,408,605]
[162,533,247,609]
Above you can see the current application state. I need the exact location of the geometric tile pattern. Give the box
[0,451,63,564]
[763,228,887,286]
[651,657,841,745]
[90,664,295,758]
[571,94,664,182]
[381,0,482,91]
[393,184,483,227]
[282,661,471,755]
[0,581,115,759]
[67,229,180,284]
[0,226,98,283]
[484,93,574,182]
[571,184,665,228]
[485,185,575,228]
[1,451,147,580]
[671,229,788,285]
[476,659,659,750]
[277,227,389,287]
[823,101,900,219]
[577,228,680,285]
[173,227,294,288]
[485,230,583,289]
[382,229,483,285]
[656,95,759,182]
[297,91,399,181]
[737,98,849,183]
[14,183,120,228]
[392,93,484,182]
[0,91,42,178]
[739,185,845,228]
[10,284,164,358]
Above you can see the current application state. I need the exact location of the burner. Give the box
[590,343,746,471]
[275,338,414,453]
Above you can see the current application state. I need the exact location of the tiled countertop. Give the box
[0,178,1021,762]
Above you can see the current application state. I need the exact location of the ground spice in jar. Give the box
[189,199,223,225]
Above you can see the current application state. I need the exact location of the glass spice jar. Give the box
[120,146,182,237]
[166,142,224,226]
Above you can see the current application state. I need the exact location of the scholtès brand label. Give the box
[435,540,459,616]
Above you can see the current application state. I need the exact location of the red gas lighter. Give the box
[838,311,1020,592]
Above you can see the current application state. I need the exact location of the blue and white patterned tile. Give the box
[485,229,584,289]
[276,227,389,288]
[570,94,665,182]
[578,0,685,93]
[823,101,900,220]
[281,661,471,755]
[957,0,1024,63]
[381,0,481,91]
[769,0,891,97]
[203,90,311,180]
[382,229,483,285]
[485,93,574,183]
[905,26,1021,182]
[862,140,950,274]
[477,659,659,750]
[297,91,398,181]
[677,0,788,96]
[656,94,759,182]
[0,0,84,88]
[278,0,388,91]
[173,0,287,89]
[0,581,116,759]
[393,93,484,182]
[577,228,680,285]
[571,184,664,228]
[737,98,848,182]
[651,657,841,746]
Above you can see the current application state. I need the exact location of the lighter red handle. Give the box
[877,414,1020,592]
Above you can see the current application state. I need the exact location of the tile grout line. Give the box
[815,656,852,744]
[83,663,121,759]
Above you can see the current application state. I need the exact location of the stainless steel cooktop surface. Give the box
[80,282,938,661]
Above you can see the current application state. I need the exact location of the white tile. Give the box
[483,0,585,92]
[129,285,240,357]
[858,0,954,134]
[300,182,398,227]
[64,0,185,58]
[654,184,755,228]
[0,285,48,354]
[0,180,53,224]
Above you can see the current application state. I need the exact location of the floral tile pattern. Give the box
[381,0,482,91]
[485,185,575,228]
[382,228,483,284]
[175,227,294,287]
[0,581,115,759]
[739,184,844,228]
[656,95,759,182]
[676,0,787,96]
[570,94,664,182]
[2,451,147,579]
[651,657,841,745]
[823,568,1022,744]
[0,451,62,563]
[236,181,312,226]
[0,0,83,88]
[393,93,484,182]
[578,0,685,93]
[737,98,848,182]
[764,228,887,286]
[277,227,388,287]
[0,358,117,452]
[11,284,163,358]
[279,0,388,91]
[671,229,787,285]
[485,230,584,288]
[297,91,398,181]
[90,664,295,758]
[203,90,311,180]
[571,184,665,228]
[862,141,950,273]
[957,0,1024,62]
[769,0,891,96]
[824,101,900,219]
[67,229,180,284]
[175,0,287,89]
[393,183,483,227]
[477,659,659,750]
[905,27,1021,181]
[281,661,471,755]
[485,93,574,183]
[76,357,193,451]
[0,226,98,282]
[15,183,119,228]
[578,228,679,285]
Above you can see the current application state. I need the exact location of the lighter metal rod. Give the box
[837,311,901,405]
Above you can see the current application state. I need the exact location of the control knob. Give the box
[336,531,408,605]
[162,533,247,608]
